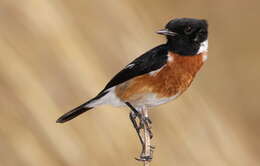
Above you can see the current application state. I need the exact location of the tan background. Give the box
[0,0,260,166]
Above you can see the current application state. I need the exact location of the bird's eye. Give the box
[184,26,193,34]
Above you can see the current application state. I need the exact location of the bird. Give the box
[56,17,208,160]
[56,17,208,123]
[56,17,207,132]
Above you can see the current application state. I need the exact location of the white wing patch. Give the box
[167,53,174,62]
[149,53,173,76]
[125,63,135,69]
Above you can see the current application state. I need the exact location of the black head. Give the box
[157,18,208,55]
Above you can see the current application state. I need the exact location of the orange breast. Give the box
[115,52,207,102]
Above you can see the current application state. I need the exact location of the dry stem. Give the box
[141,108,152,166]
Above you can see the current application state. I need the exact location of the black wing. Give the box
[101,44,168,93]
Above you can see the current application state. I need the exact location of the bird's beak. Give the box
[156,29,177,36]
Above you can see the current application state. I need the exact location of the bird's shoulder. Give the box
[101,44,168,93]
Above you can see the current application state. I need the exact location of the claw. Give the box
[147,128,153,139]
[150,145,156,149]
[146,117,152,124]
[142,155,152,161]
[135,155,152,162]
[141,117,153,139]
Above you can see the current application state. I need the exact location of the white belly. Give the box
[126,92,180,109]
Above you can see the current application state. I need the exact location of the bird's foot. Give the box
[135,155,152,162]
[141,116,153,139]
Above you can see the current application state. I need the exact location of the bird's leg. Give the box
[129,111,144,145]
[126,102,148,161]
[126,102,144,145]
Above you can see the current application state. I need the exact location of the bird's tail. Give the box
[56,103,93,123]
[56,91,109,123]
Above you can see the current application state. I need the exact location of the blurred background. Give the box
[1,0,260,165]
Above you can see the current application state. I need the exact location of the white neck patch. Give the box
[197,39,208,54]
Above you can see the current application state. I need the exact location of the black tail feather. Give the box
[56,91,109,123]
[56,104,93,123]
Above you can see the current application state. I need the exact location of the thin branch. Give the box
[141,108,152,166]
